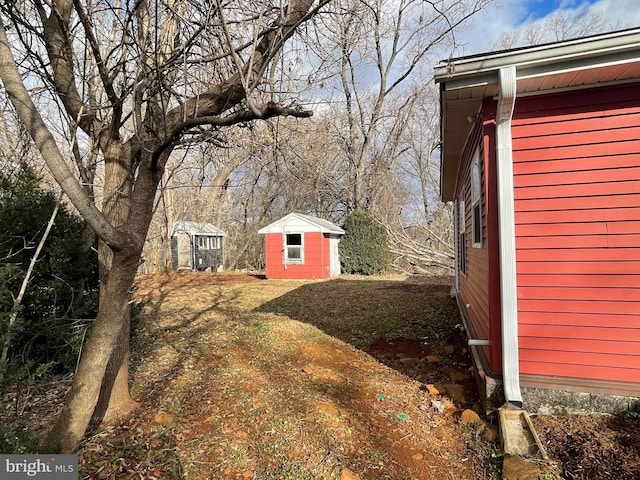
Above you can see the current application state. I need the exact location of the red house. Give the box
[258,213,345,280]
[435,28,640,413]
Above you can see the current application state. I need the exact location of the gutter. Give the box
[495,66,523,407]
[434,27,640,83]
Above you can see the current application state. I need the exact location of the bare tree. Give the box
[491,7,616,50]
[0,0,330,452]
[309,0,491,213]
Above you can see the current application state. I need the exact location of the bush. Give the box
[339,212,391,275]
[0,163,98,391]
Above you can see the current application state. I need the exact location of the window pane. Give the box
[286,233,302,246]
[473,203,482,245]
[287,246,301,259]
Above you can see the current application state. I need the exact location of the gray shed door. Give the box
[176,233,191,268]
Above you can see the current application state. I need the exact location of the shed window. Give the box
[471,148,483,248]
[285,233,303,263]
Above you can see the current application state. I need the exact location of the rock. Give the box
[340,469,359,480]
[398,357,420,365]
[433,383,446,394]
[448,370,469,382]
[242,470,253,479]
[153,412,175,426]
[460,409,482,425]
[302,365,315,375]
[443,383,467,405]
[502,455,547,480]
[444,345,455,355]
[483,425,500,443]
[426,384,441,395]
[426,355,440,363]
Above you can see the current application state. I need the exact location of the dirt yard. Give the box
[4,272,639,479]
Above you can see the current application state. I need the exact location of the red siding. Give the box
[511,84,640,384]
[264,232,331,279]
[456,120,502,372]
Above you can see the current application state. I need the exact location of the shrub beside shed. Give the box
[171,220,225,271]
[258,213,345,279]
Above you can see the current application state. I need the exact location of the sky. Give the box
[455,0,640,56]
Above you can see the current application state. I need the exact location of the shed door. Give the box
[176,233,191,269]
[329,236,341,277]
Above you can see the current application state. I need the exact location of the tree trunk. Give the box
[45,250,139,453]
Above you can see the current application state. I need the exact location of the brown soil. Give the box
[3,271,639,479]
[82,272,498,479]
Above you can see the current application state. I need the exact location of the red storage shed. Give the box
[258,212,345,280]
[435,28,640,414]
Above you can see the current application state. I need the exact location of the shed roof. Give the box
[171,220,226,237]
[258,212,345,235]
[434,27,640,201]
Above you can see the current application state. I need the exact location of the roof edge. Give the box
[434,27,640,84]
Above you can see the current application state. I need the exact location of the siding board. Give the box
[516,194,640,212]
[516,208,640,224]
[514,154,640,175]
[520,350,639,370]
[517,273,640,288]
[519,311,640,328]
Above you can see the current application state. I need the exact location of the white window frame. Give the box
[458,199,466,275]
[471,147,483,248]
[284,232,304,263]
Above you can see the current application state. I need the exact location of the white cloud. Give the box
[451,0,640,57]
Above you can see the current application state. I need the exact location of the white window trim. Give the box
[458,199,467,276]
[471,147,483,248]
[284,232,304,264]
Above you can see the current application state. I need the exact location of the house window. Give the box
[471,148,483,248]
[285,233,303,263]
[458,200,466,275]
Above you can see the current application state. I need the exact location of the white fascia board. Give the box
[435,28,640,88]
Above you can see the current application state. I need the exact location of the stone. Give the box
[426,384,441,395]
[433,383,446,394]
[426,355,440,363]
[443,383,468,405]
[448,370,469,382]
[483,425,500,443]
[502,455,547,480]
[444,345,455,355]
[398,357,421,365]
[340,469,360,480]
[460,409,482,425]
[302,365,315,375]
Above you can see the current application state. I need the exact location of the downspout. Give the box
[496,66,523,407]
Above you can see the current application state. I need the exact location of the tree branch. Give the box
[0,23,124,250]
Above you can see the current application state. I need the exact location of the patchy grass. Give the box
[101,271,493,479]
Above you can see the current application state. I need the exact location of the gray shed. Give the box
[170,220,226,271]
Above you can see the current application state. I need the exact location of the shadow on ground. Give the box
[255,275,480,409]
